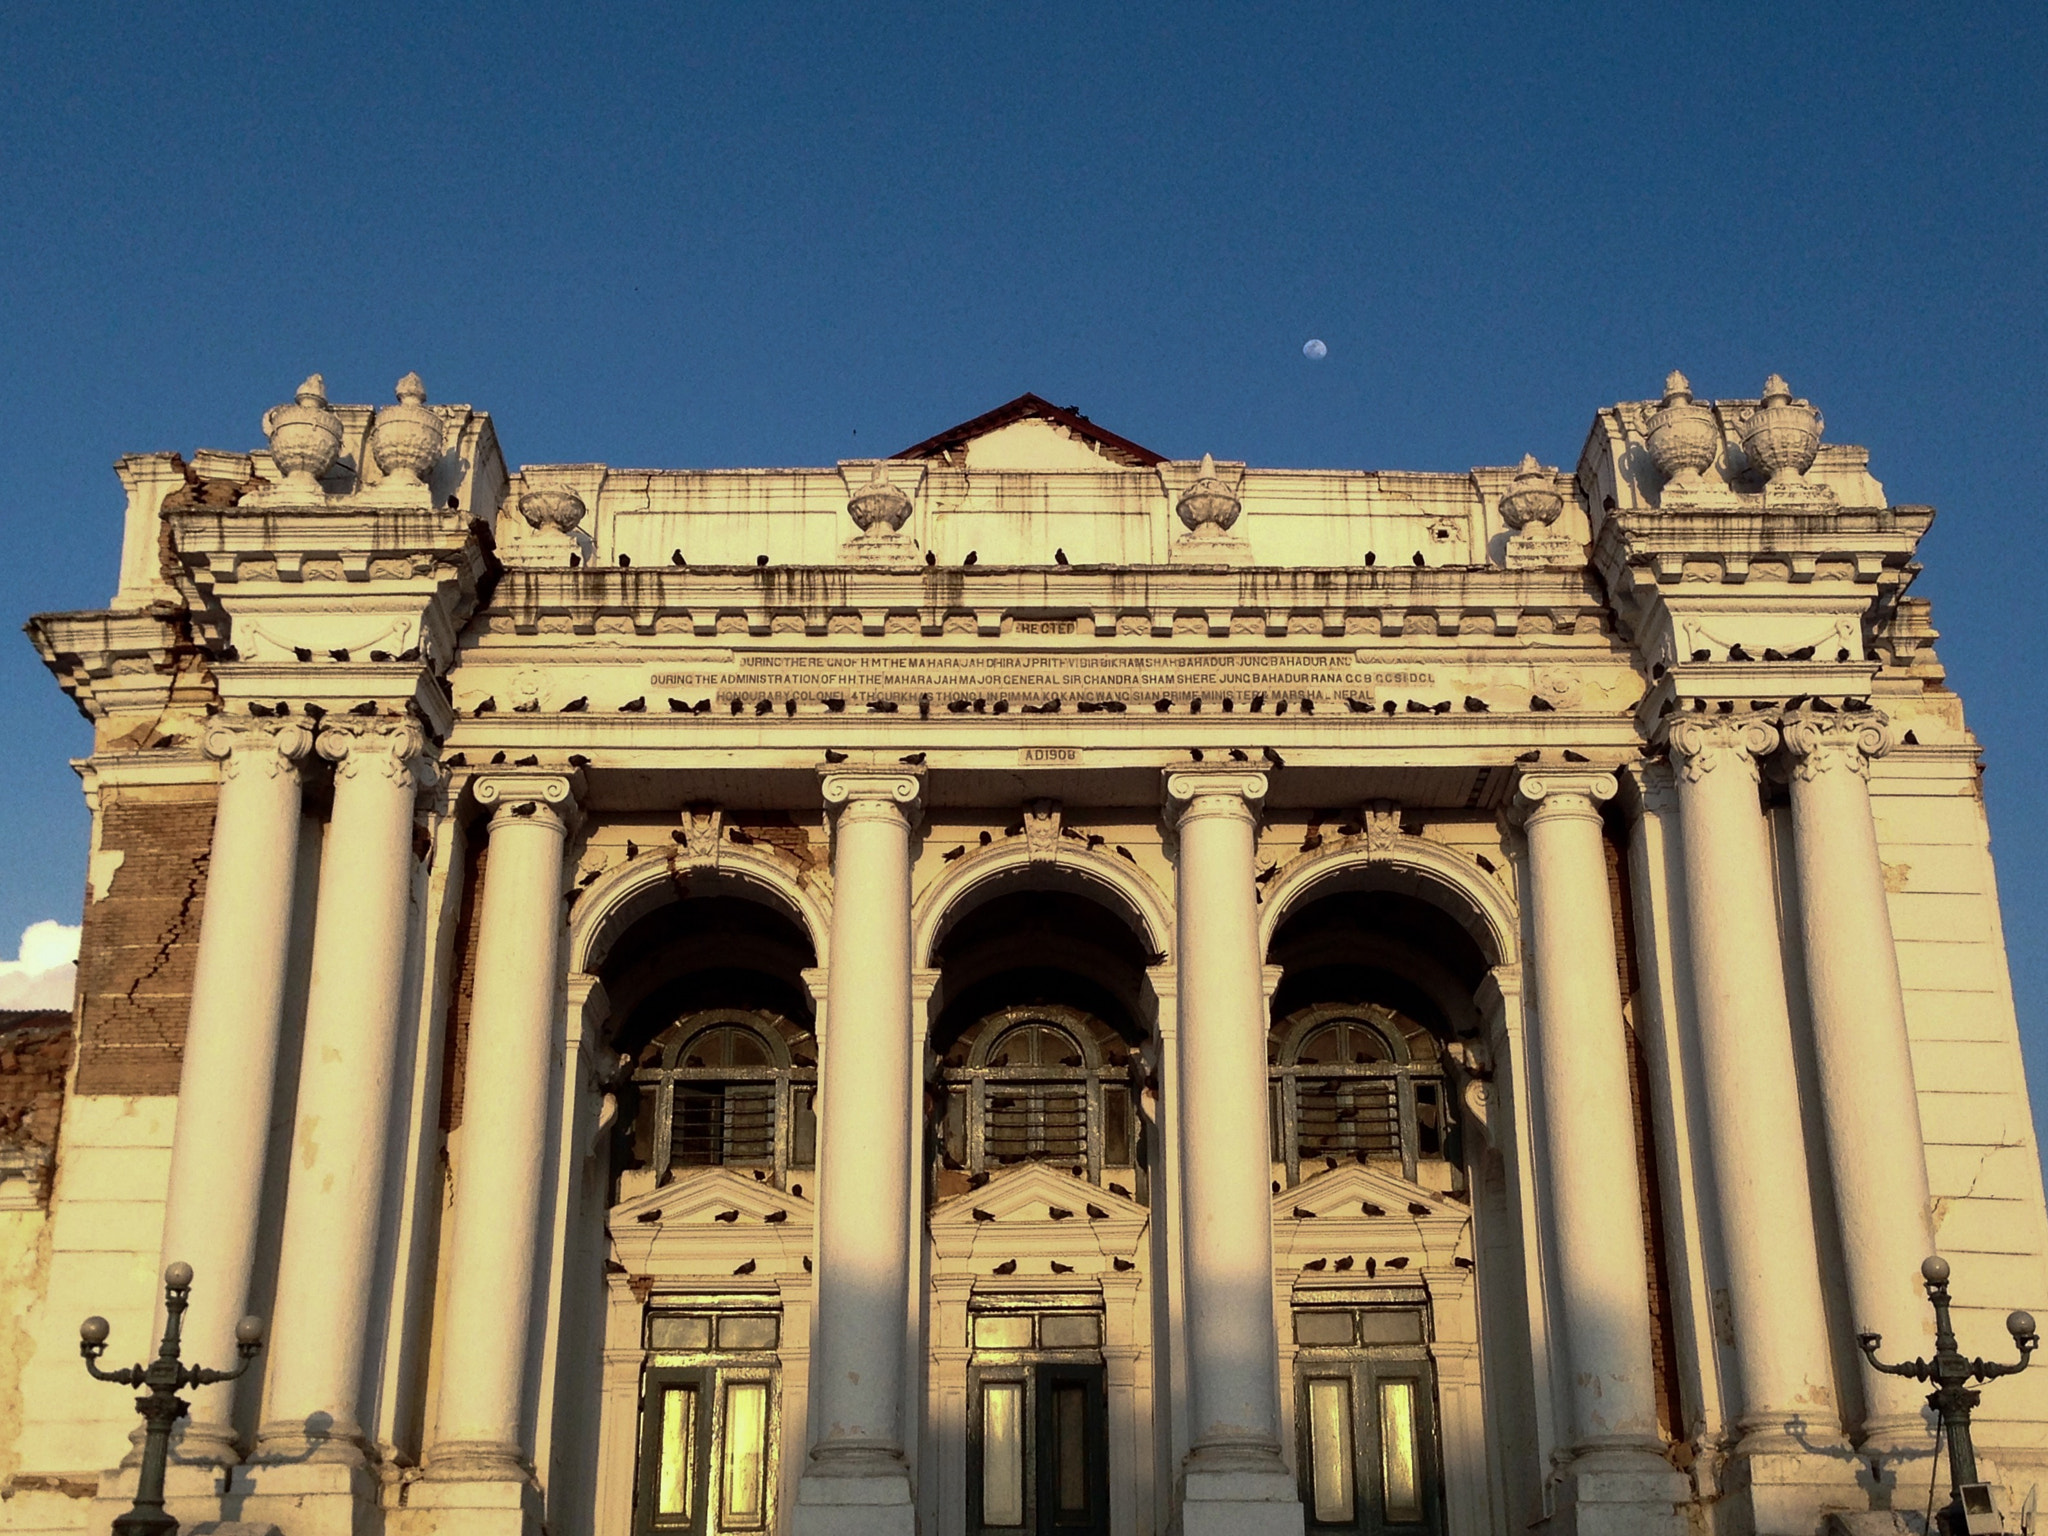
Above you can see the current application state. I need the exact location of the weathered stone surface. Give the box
[7,378,2039,1536]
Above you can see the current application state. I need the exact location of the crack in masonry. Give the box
[1930,1136,2025,1231]
[120,859,208,1021]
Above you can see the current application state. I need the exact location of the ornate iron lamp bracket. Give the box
[78,1263,265,1536]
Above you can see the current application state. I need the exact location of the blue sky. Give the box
[2,4,2043,1125]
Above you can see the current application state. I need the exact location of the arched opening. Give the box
[585,890,821,1536]
[1265,889,1489,1199]
[927,888,1153,1204]
[1263,885,1495,1536]
[923,881,1155,1536]
[601,894,820,1203]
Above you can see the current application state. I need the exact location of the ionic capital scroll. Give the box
[202,718,313,781]
[1779,708,1891,781]
[818,767,924,826]
[1513,768,1617,825]
[1162,767,1268,827]
[1666,715,1780,784]
[474,768,582,833]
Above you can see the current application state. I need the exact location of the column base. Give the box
[231,1459,383,1536]
[91,1461,242,1536]
[1550,1445,1690,1536]
[252,1416,372,1467]
[1181,1457,1304,1536]
[389,1477,540,1536]
[1822,1516,1915,1536]
[793,1457,917,1536]
[167,1420,245,1469]
[419,1440,529,1484]
[1720,1440,1867,1536]
[1848,1428,1939,1522]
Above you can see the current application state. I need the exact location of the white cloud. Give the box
[0,920,80,1011]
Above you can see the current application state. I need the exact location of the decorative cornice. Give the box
[487,563,1601,642]
[1665,714,1780,784]
[26,609,202,723]
[1779,707,1890,781]
[202,718,312,781]
[317,715,433,788]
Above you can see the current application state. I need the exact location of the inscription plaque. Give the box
[649,651,1413,707]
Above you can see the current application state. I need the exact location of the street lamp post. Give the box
[78,1262,265,1536]
[1858,1255,2038,1536]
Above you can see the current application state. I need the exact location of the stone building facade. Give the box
[4,377,2044,1536]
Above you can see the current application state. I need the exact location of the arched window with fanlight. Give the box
[935,1004,1143,1197]
[630,1008,817,1191]
[1269,1003,1448,1188]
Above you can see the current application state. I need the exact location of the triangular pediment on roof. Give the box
[893,393,1165,471]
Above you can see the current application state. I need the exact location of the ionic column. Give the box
[1665,718,1852,1511]
[157,719,312,1464]
[1163,768,1303,1536]
[795,768,922,1536]
[424,771,579,1491]
[1781,710,1936,1452]
[256,718,433,1465]
[1515,771,1688,1535]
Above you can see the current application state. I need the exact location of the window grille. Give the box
[632,1010,816,1192]
[1270,1004,1446,1187]
[937,1005,1142,1194]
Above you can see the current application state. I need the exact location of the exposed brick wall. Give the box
[72,787,216,1096]
[0,1012,74,1202]
[438,834,488,1134]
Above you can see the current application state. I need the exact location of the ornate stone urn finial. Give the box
[846,461,913,535]
[262,373,343,492]
[370,372,445,487]
[1644,368,1720,491]
[1176,453,1242,534]
[1740,373,1823,483]
[1498,454,1563,530]
[518,485,587,533]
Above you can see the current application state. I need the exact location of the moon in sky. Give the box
[1302,338,1328,360]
